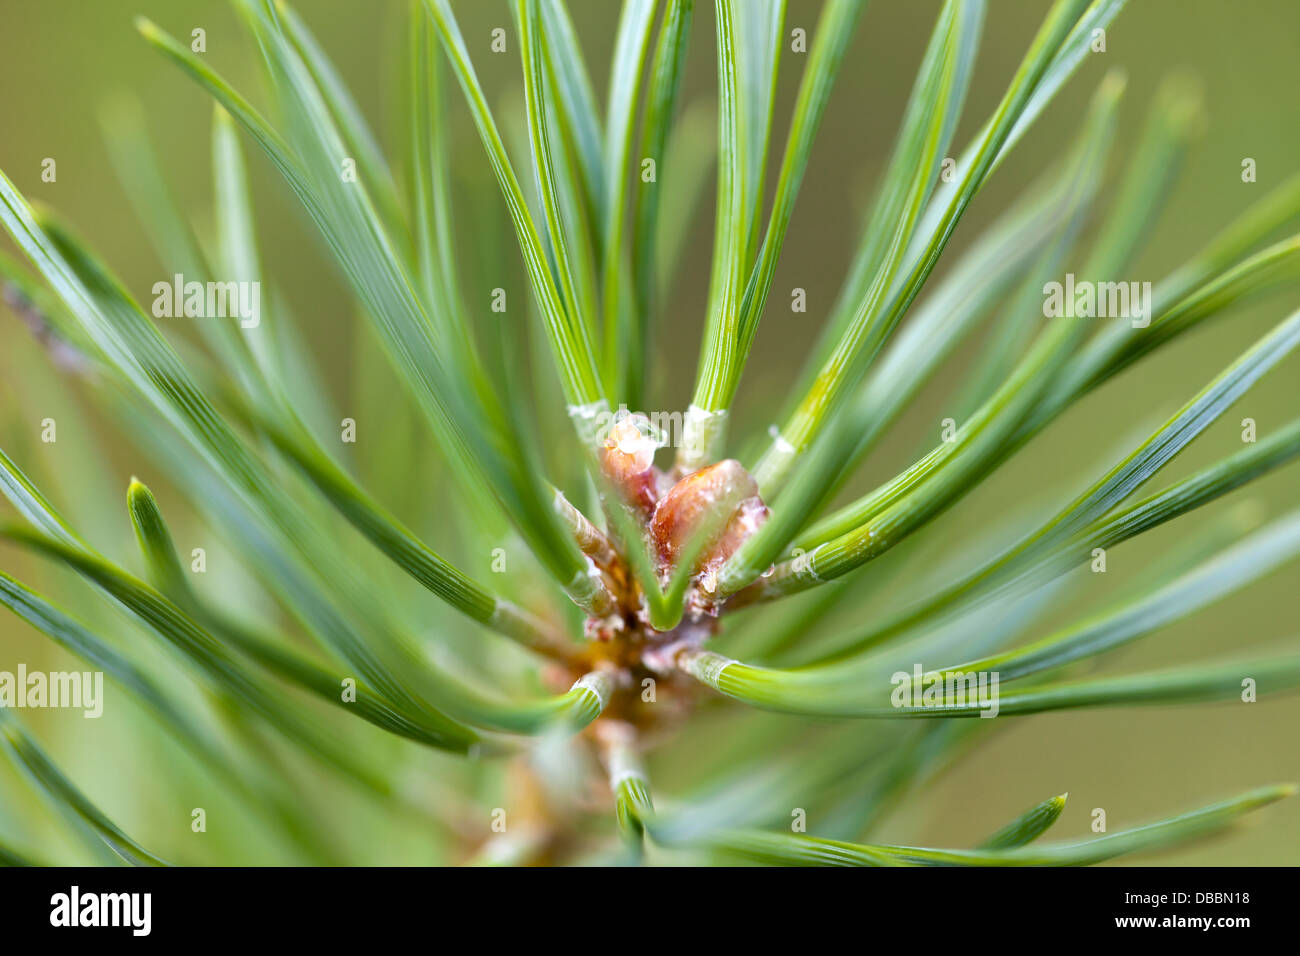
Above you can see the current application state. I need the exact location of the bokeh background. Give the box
[1,0,1298,864]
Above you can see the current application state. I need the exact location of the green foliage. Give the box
[0,0,1296,866]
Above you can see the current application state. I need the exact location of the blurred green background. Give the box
[1,0,1298,864]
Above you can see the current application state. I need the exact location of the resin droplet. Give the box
[600,414,662,516]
